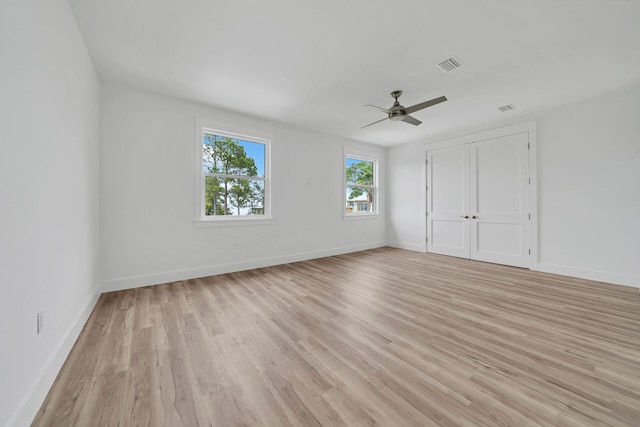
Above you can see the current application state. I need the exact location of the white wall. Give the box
[0,0,101,426]
[535,88,640,286]
[387,86,640,288]
[100,83,386,290]
[386,143,427,252]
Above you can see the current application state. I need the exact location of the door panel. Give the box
[427,132,530,268]
[426,145,469,258]
[470,133,529,267]
[432,220,466,249]
[476,222,522,255]
[431,149,465,212]
[475,140,522,213]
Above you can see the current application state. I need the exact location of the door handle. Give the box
[472,215,478,219]
[460,215,469,219]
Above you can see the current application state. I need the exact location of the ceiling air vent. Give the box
[498,104,516,112]
[438,56,463,72]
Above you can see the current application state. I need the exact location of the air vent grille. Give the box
[438,57,463,72]
[498,104,516,112]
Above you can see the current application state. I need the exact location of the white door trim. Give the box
[424,121,538,269]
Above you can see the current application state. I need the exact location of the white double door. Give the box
[426,133,530,268]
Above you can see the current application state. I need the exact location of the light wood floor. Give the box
[33,248,640,426]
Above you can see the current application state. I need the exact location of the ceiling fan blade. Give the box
[360,117,389,129]
[365,104,391,113]
[404,96,447,114]
[401,115,422,126]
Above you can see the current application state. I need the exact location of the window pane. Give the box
[346,158,373,186]
[205,177,265,216]
[203,133,265,177]
[345,186,374,214]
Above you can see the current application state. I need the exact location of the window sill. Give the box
[195,218,276,227]
[343,214,380,220]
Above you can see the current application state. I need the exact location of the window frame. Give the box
[195,123,272,225]
[344,153,378,218]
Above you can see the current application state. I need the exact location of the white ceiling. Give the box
[69,0,640,147]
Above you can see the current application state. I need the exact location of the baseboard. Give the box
[7,287,102,427]
[385,242,638,289]
[533,262,639,289]
[385,241,426,253]
[101,241,387,292]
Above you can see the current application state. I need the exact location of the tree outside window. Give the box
[202,131,268,218]
[345,156,377,215]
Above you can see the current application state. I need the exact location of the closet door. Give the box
[426,145,470,258]
[469,133,530,268]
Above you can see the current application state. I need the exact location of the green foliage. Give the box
[248,180,265,214]
[203,135,263,215]
[346,160,373,205]
[205,176,225,215]
[348,187,365,199]
[346,160,373,187]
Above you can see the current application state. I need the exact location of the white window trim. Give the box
[344,152,379,218]
[195,120,273,226]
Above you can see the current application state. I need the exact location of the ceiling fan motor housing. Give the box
[389,108,405,121]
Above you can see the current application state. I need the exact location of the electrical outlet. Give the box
[37,311,44,334]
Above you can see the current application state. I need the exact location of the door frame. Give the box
[423,121,538,270]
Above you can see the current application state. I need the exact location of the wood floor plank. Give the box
[32,248,640,426]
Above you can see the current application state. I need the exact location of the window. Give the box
[198,128,270,221]
[345,155,377,215]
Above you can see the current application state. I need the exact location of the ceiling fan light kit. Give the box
[361,90,447,129]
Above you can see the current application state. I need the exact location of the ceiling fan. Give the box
[361,90,447,128]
